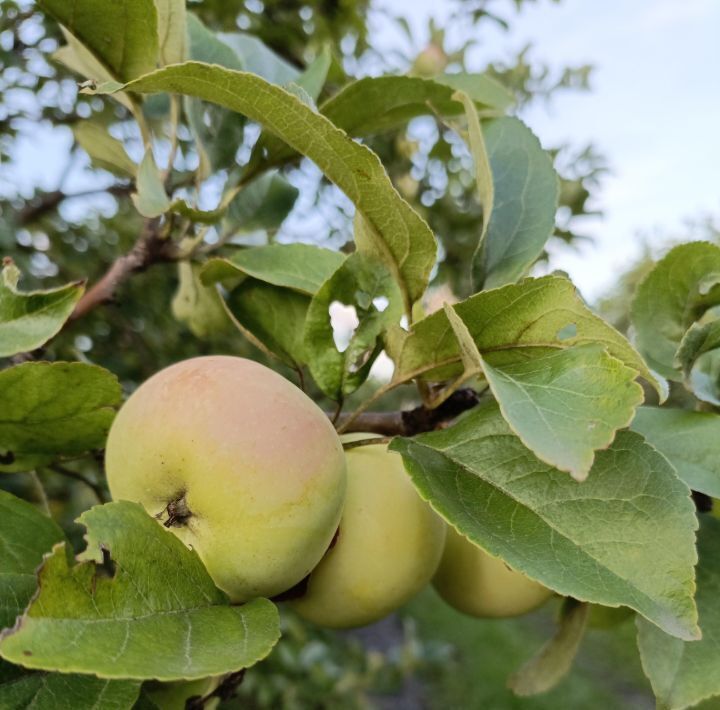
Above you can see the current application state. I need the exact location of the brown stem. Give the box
[70,218,178,321]
[342,436,393,450]
[49,463,107,504]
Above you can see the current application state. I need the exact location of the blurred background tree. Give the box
[0,0,662,706]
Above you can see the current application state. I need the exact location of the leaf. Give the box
[0,502,280,680]
[391,275,660,395]
[224,280,310,368]
[471,117,559,290]
[0,670,140,710]
[171,262,230,339]
[154,0,186,66]
[390,402,699,641]
[0,362,121,463]
[637,517,720,710]
[186,14,243,70]
[216,32,300,85]
[442,302,483,376]
[297,46,332,101]
[37,0,159,83]
[303,253,404,399]
[631,242,720,380]
[675,320,720,404]
[92,62,437,306]
[0,261,84,358]
[223,172,299,236]
[480,344,643,480]
[508,599,590,696]
[453,91,493,257]
[201,244,345,295]
[631,407,720,497]
[72,121,136,178]
[0,490,66,629]
[131,151,170,218]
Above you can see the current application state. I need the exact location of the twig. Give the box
[70,217,179,321]
[17,185,132,225]
[342,436,393,450]
[49,463,107,504]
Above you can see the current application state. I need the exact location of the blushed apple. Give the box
[433,527,552,618]
[291,434,446,628]
[105,356,346,602]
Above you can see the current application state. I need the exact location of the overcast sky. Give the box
[376,0,720,299]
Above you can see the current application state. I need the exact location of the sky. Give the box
[376,0,720,299]
[7,0,719,302]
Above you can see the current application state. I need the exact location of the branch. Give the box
[70,218,178,321]
[335,388,480,437]
[16,185,132,225]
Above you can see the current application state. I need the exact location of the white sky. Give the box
[376,0,720,300]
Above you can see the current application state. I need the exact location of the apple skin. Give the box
[145,676,220,709]
[291,435,447,629]
[433,527,552,618]
[105,356,346,602]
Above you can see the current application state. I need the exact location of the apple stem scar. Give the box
[157,493,193,527]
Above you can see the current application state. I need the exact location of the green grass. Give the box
[404,588,655,709]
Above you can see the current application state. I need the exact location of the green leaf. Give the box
[37,0,159,83]
[0,502,280,680]
[171,262,230,339]
[72,121,136,178]
[131,151,170,218]
[637,517,720,710]
[675,320,720,404]
[0,362,121,464]
[508,599,589,696]
[481,344,643,480]
[224,280,310,368]
[0,671,140,710]
[216,32,300,85]
[471,117,559,289]
[201,244,345,295]
[0,490,66,629]
[390,402,699,641]
[0,261,84,358]
[631,242,720,380]
[223,172,299,236]
[631,407,720,497]
[154,0,186,66]
[321,73,512,138]
[296,46,332,101]
[304,253,404,399]
[186,14,243,70]
[391,275,659,395]
[441,302,483,376]
[93,62,437,306]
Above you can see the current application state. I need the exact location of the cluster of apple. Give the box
[105,356,552,628]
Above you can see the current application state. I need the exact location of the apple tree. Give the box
[1,1,718,709]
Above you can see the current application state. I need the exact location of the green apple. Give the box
[291,435,446,628]
[433,527,552,618]
[105,356,346,602]
[145,676,221,709]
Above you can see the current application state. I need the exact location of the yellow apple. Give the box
[291,435,446,628]
[433,527,552,618]
[105,356,346,602]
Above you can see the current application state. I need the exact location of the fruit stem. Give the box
[342,436,393,451]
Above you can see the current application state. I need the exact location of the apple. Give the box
[291,434,446,628]
[144,676,221,709]
[105,356,346,602]
[433,527,552,618]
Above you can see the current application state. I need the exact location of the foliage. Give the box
[0,1,716,709]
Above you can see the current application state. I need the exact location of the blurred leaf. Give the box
[471,117,559,289]
[508,599,589,696]
[391,276,660,396]
[72,121,136,178]
[0,669,140,710]
[0,502,280,680]
[0,261,84,358]
[224,172,299,236]
[631,242,720,380]
[167,199,225,224]
[391,402,699,641]
[675,320,720,404]
[217,32,300,85]
[186,14,243,69]
[481,345,643,480]
[0,362,121,464]
[637,517,720,710]
[131,151,170,218]
[631,407,720,497]
[171,262,230,338]
[304,253,403,399]
[96,63,438,305]
[37,0,159,82]
[297,46,333,101]
[154,0,186,66]
[0,490,66,629]
[201,244,344,295]
[224,280,310,368]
